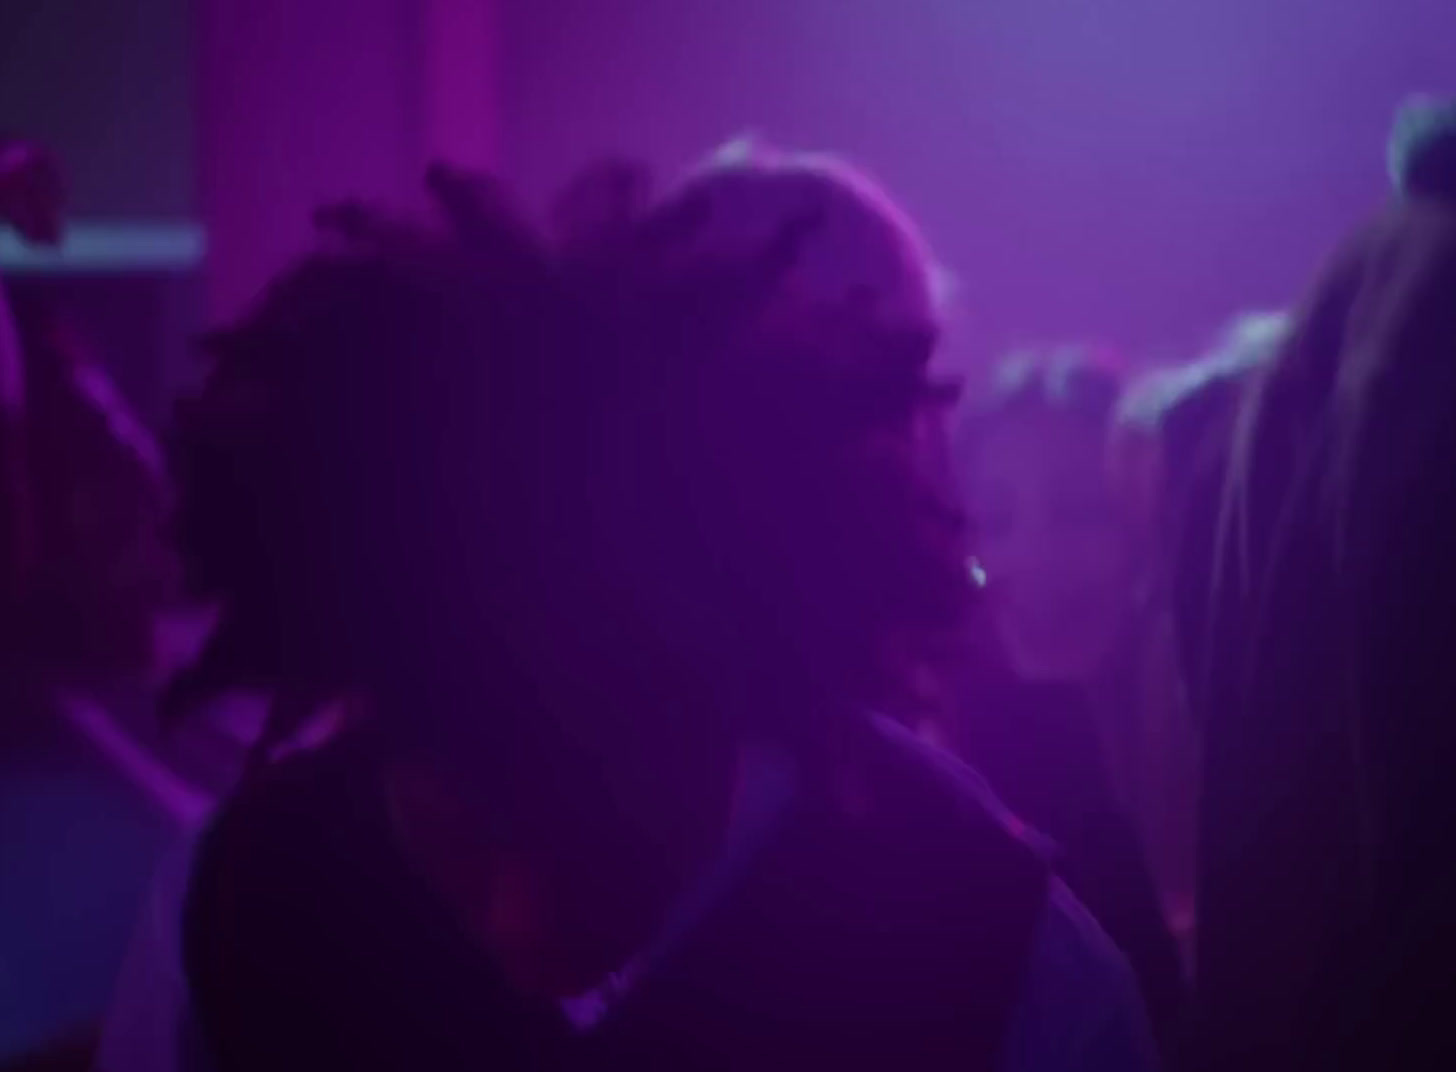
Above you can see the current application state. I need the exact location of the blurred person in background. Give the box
[163,149,1156,1071]
[1109,311,1288,957]
[0,138,179,1072]
[959,352,1137,701]
[1118,313,1286,741]
[948,349,1187,1051]
[0,135,176,690]
[9,297,177,684]
[1188,97,1456,1071]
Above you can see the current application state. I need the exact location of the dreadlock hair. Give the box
[168,150,965,774]
[1193,96,1456,1066]
[165,168,572,762]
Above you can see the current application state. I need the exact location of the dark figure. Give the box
[1125,313,1286,737]
[169,151,1156,1071]
[950,352,1188,1052]
[0,140,175,1070]
[1187,99,1456,1071]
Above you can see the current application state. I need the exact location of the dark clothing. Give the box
[950,672,1187,1052]
[183,718,1051,1071]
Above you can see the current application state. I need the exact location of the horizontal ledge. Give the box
[0,222,205,275]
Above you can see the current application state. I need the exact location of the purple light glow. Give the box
[497,0,1456,363]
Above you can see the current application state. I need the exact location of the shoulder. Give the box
[195,733,378,869]
[183,737,393,996]
[1000,882,1162,1072]
[181,740,410,1068]
[864,713,1055,856]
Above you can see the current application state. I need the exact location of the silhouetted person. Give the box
[950,351,1187,1052]
[168,151,1157,1071]
[1188,98,1456,1072]
[0,138,175,1071]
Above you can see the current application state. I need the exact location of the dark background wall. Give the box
[0,0,195,219]
[1,0,198,422]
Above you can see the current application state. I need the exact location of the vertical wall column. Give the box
[199,0,497,322]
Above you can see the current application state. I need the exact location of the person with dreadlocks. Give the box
[167,147,1156,1072]
[1187,98,1456,1072]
